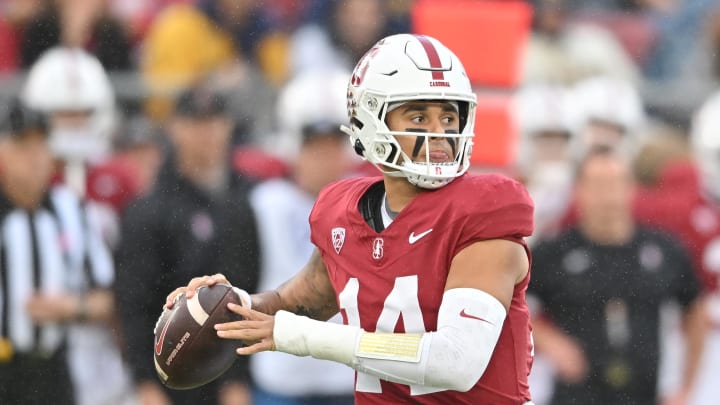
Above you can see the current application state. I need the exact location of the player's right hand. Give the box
[164,273,230,309]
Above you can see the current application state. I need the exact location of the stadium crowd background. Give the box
[1,0,720,404]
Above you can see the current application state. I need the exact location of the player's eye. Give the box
[409,115,426,124]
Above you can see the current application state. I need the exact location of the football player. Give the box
[512,83,575,244]
[633,95,720,405]
[168,34,535,405]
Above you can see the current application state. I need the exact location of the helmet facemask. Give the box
[371,97,474,189]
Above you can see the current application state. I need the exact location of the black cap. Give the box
[174,86,227,118]
[0,98,48,138]
[301,120,346,142]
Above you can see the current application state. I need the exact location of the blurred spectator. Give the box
[556,0,641,13]
[0,17,20,74]
[21,0,133,71]
[214,0,274,52]
[529,148,706,405]
[115,84,260,405]
[0,98,117,404]
[140,0,276,129]
[642,0,717,82]
[249,69,357,405]
[108,113,163,202]
[108,0,192,46]
[289,0,400,76]
[0,0,45,74]
[706,6,720,82]
[521,0,640,85]
[635,2,720,125]
[1,0,45,25]
[141,0,232,119]
[206,64,276,147]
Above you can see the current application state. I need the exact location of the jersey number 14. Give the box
[338,275,447,396]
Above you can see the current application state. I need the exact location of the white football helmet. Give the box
[691,91,720,200]
[512,83,574,168]
[21,47,116,161]
[568,75,646,158]
[342,34,477,189]
[275,68,350,160]
[513,83,573,136]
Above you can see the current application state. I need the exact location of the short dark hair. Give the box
[573,145,628,182]
[174,85,228,118]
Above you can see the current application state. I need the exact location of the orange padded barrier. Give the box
[470,92,517,169]
[412,0,532,87]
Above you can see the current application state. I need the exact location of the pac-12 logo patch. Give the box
[332,227,346,254]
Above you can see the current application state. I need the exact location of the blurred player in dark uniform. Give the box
[529,147,706,405]
[116,84,260,405]
[170,34,536,404]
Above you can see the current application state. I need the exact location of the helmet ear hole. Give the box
[377,143,397,164]
[353,139,365,157]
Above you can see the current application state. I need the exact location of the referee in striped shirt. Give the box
[0,98,115,404]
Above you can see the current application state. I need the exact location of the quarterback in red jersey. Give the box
[168,34,536,405]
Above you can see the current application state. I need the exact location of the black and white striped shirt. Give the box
[0,185,113,355]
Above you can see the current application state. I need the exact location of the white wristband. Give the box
[231,286,252,310]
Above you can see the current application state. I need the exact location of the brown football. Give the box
[153,284,243,390]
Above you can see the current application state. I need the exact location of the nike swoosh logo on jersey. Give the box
[408,228,433,244]
[459,309,494,325]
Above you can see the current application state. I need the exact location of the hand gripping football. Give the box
[153,284,244,389]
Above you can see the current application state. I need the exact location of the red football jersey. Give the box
[634,162,720,294]
[310,173,535,404]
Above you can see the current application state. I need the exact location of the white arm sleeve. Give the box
[274,288,506,392]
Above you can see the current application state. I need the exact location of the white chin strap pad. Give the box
[273,288,506,392]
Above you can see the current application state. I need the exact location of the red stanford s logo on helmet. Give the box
[341,34,477,190]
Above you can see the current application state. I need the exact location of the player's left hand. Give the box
[215,302,276,355]
[26,293,80,323]
[165,273,230,309]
